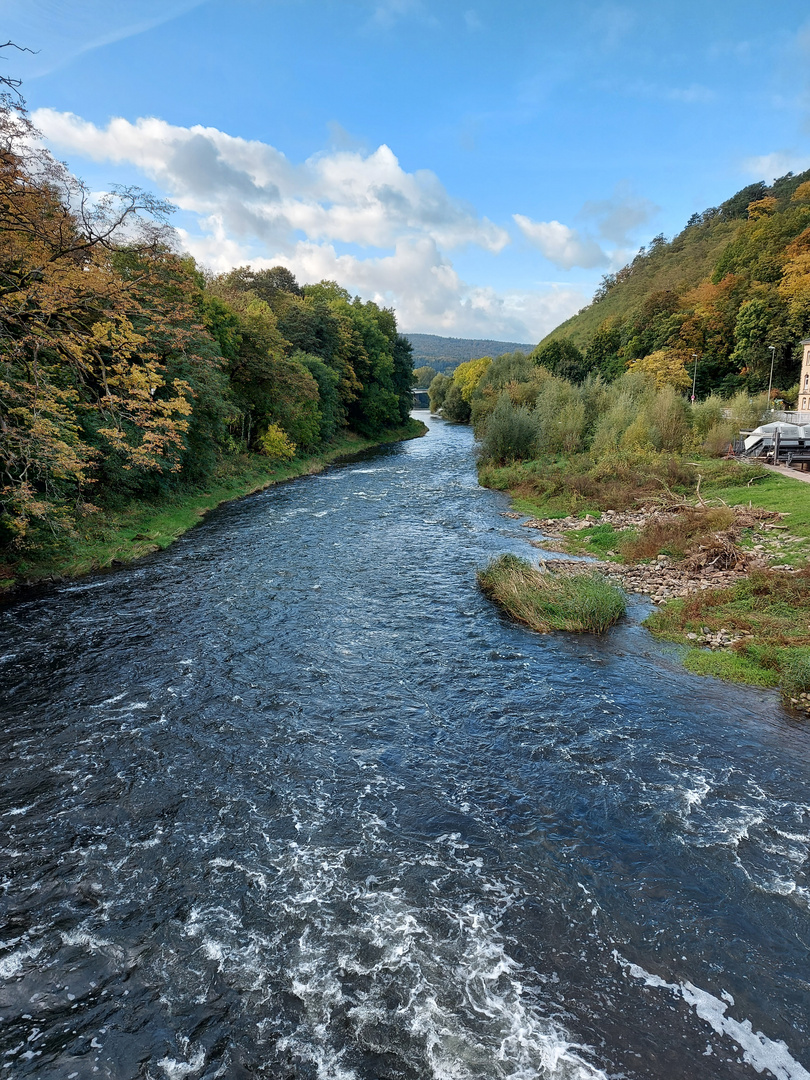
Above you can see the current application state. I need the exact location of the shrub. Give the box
[648,385,689,451]
[534,377,586,454]
[479,393,540,463]
[702,420,738,456]
[441,381,472,423]
[428,373,452,413]
[620,506,736,562]
[690,395,726,439]
[258,423,296,460]
[477,554,626,634]
[780,651,810,699]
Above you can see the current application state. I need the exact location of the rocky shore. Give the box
[505,502,800,630]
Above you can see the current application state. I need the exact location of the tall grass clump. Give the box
[477,554,626,634]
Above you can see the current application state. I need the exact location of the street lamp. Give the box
[767,345,776,410]
[690,353,699,402]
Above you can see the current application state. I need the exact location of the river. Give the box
[1,411,809,1080]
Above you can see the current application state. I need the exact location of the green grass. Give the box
[2,421,426,593]
[563,522,639,559]
[645,569,810,704]
[477,553,626,634]
[681,648,780,687]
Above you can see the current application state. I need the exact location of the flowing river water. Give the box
[1,411,810,1080]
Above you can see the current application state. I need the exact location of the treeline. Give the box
[0,99,413,553]
[538,171,810,398]
[406,333,535,375]
[429,352,767,464]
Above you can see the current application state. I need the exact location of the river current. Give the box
[1,412,809,1080]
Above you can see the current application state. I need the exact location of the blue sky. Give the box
[4,0,810,342]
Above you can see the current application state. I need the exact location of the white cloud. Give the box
[742,151,810,180]
[31,107,584,340]
[176,229,585,342]
[513,215,609,270]
[34,109,509,254]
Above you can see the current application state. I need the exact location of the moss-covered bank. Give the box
[1,420,426,596]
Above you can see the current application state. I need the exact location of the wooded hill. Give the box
[0,96,413,556]
[405,333,535,373]
[538,170,810,398]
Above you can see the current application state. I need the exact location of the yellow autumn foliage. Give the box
[453,356,493,402]
[626,349,691,391]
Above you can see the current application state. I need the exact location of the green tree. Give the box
[531,339,588,382]
[413,365,438,387]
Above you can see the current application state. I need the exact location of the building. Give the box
[800,338,810,412]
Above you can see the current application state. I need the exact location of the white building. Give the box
[799,338,810,412]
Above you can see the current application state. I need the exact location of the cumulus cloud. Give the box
[176,228,585,342]
[34,109,509,254]
[512,215,609,270]
[31,107,583,339]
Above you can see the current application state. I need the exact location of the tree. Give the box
[531,339,588,382]
[0,99,208,540]
[441,382,471,423]
[412,365,438,388]
[626,348,691,391]
[453,356,492,402]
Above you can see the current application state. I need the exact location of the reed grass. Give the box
[477,554,626,634]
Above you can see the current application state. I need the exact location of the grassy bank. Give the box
[482,450,810,568]
[1,420,426,594]
[477,554,626,634]
[645,569,810,706]
[479,450,810,705]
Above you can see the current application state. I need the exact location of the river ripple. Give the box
[1,412,809,1079]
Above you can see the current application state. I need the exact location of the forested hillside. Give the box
[0,97,414,565]
[539,170,810,397]
[406,333,535,373]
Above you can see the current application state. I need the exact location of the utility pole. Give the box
[690,353,699,402]
[767,345,776,410]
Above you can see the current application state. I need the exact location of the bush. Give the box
[690,395,726,439]
[258,423,296,460]
[428,373,452,413]
[479,393,540,463]
[702,421,738,456]
[534,377,586,454]
[441,381,472,423]
[477,554,626,634]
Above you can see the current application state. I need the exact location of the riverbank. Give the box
[483,451,810,708]
[0,419,427,595]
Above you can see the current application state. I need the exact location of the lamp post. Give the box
[690,353,699,402]
[767,345,776,410]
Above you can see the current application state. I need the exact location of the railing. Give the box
[768,411,810,425]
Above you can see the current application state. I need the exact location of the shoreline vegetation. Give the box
[427,345,810,711]
[0,420,426,597]
[481,453,810,712]
[481,456,810,710]
[477,554,626,634]
[2,92,424,600]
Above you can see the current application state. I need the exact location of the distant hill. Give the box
[537,169,810,395]
[404,333,535,373]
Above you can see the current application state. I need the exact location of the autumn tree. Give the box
[0,99,212,540]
